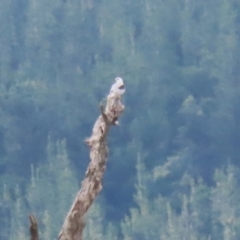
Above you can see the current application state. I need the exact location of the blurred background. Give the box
[1,0,240,239]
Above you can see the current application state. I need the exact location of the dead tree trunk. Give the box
[58,89,125,240]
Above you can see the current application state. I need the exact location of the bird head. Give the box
[115,77,124,89]
[110,77,125,96]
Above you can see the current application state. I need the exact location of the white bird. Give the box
[110,77,125,97]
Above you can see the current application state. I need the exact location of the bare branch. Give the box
[29,215,38,240]
[59,90,125,240]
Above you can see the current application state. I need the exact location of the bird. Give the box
[110,77,125,97]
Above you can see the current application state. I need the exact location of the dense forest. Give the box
[1,0,240,239]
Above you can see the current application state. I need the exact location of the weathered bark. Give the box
[29,215,38,240]
[58,91,124,240]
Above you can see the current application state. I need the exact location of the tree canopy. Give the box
[1,0,240,239]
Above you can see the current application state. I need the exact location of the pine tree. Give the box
[26,137,78,238]
[212,164,240,240]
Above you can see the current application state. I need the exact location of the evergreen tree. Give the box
[26,137,78,239]
[212,164,240,240]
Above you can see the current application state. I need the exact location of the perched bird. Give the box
[110,77,125,97]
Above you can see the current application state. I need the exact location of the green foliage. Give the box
[1,0,240,238]
[83,201,119,240]
[121,154,165,240]
[211,165,240,240]
[121,162,240,239]
[0,138,78,239]
[9,185,28,240]
[26,138,78,238]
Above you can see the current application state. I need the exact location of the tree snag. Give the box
[58,82,125,240]
[29,215,38,240]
